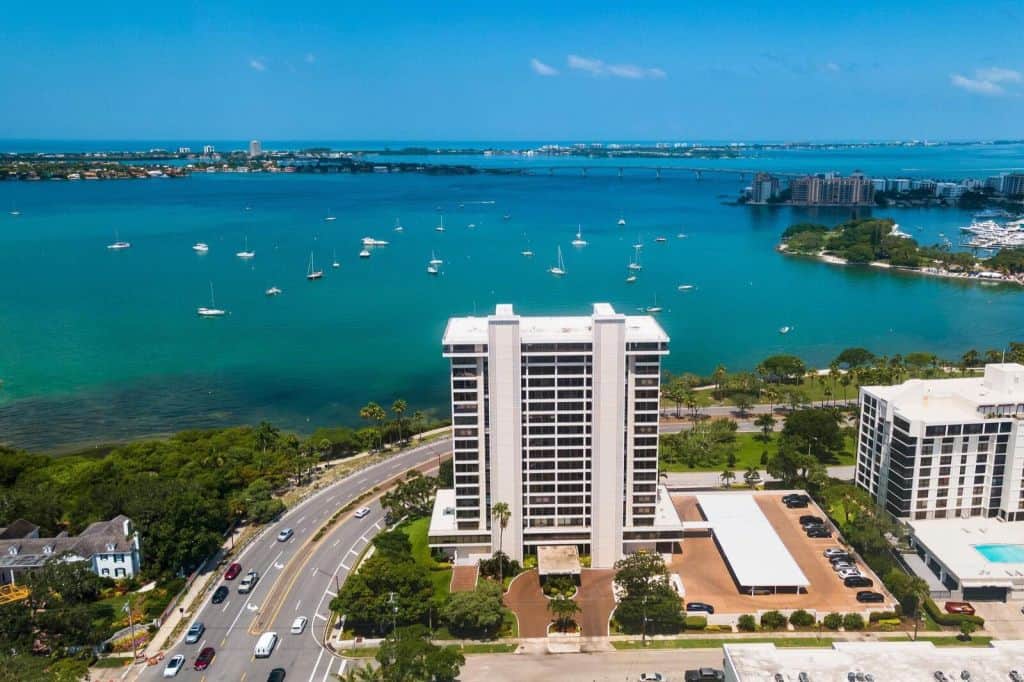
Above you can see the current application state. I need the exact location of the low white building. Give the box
[0,515,141,583]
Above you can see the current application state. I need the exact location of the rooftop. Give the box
[696,493,809,588]
[537,545,581,576]
[442,303,669,346]
[723,640,1024,681]
[909,516,1024,584]
[0,516,135,572]
[864,363,1024,422]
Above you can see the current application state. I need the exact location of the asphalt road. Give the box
[140,437,450,682]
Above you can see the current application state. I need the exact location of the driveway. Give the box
[577,569,616,636]
[504,570,549,637]
[973,599,1024,639]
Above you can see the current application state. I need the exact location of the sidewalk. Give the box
[663,465,855,489]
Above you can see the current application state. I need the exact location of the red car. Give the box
[944,601,975,616]
[194,646,215,671]
[224,563,242,580]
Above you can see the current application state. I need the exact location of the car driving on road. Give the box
[162,654,185,677]
[224,562,242,580]
[238,570,260,593]
[211,586,229,604]
[354,507,371,519]
[184,622,205,644]
[277,528,294,542]
[194,646,215,671]
[291,616,308,634]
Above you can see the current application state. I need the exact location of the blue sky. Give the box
[2,1,1023,141]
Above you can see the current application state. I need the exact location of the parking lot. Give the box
[668,491,895,615]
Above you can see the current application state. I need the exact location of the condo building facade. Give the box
[427,303,684,569]
[856,364,1024,521]
[788,172,874,206]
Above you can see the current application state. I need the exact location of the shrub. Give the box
[760,610,787,630]
[789,609,815,627]
[542,575,576,598]
[923,598,985,627]
[523,555,538,570]
[684,615,707,630]
[479,552,521,582]
[868,610,899,623]
[737,614,757,632]
[842,613,865,630]
[822,612,843,630]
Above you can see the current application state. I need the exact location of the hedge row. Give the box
[684,616,707,630]
[923,598,985,627]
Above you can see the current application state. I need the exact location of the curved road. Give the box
[139,437,451,682]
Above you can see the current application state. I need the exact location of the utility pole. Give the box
[641,595,648,646]
[124,596,138,661]
[388,592,398,634]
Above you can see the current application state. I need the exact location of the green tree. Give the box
[757,354,806,383]
[490,501,511,584]
[331,554,433,635]
[662,379,688,418]
[548,596,581,633]
[834,347,875,368]
[360,402,388,450]
[959,620,977,640]
[340,663,384,682]
[376,625,464,682]
[754,413,775,441]
[391,399,408,444]
[781,408,845,463]
[612,551,685,635]
[381,471,439,520]
[743,466,761,488]
[440,581,505,638]
[960,349,980,373]
[731,392,754,417]
[373,529,414,558]
[720,467,735,488]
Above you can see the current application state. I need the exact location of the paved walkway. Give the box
[663,464,855,489]
[577,569,616,637]
[504,570,549,638]
[450,564,478,592]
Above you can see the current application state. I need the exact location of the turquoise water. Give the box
[0,148,1022,450]
[974,544,1024,563]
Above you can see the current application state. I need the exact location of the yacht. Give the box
[617,214,626,226]
[332,250,341,268]
[359,248,371,258]
[521,249,534,257]
[628,245,642,271]
[265,286,282,296]
[677,284,695,291]
[779,326,792,335]
[548,246,566,277]
[644,296,663,314]
[625,274,637,283]
[571,226,588,247]
[435,216,446,232]
[324,210,337,222]
[197,282,226,317]
[429,251,443,266]
[361,237,389,246]
[236,236,255,259]
[427,263,439,275]
[192,242,209,253]
[655,236,667,243]
[306,252,324,280]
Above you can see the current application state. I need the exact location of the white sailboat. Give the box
[394,218,404,232]
[192,242,209,253]
[306,252,324,280]
[359,248,371,258]
[324,209,337,222]
[571,226,588,247]
[779,326,792,335]
[632,236,644,249]
[617,213,626,226]
[644,295,663,314]
[197,282,226,317]
[265,286,282,296]
[628,245,642,271]
[677,284,695,291]
[429,251,443,266]
[236,236,255,259]
[435,215,446,232]
[548,246,566,277]
[332,250,341,268]
[107,230,131,250]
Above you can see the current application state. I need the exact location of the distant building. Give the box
[986,173,1008,193]
[0,516,141,583]
[248,140,262,157]
[202,144,215,155]
[177,146,191,154]
[748,173,780,204]
[1003,173,1024,196]
[788,171,874,206]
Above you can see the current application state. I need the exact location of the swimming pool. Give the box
[974,544,1024,563]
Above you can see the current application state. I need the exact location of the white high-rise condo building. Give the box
[202,144,215,155]
[248,139,262,157]
[428,303,684,569]
[856,364,1024,521]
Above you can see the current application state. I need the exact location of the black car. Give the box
[684,668,724,681]
[686,602,715,614]
[211,586,229,604]
[799,515,824,525]
[267,669,286,682]
[829,553,854,564]
[782,493,810,504]
[856,590,885,603]
[801,519,826,530]
[844,576,873,588]
[786,498,810,509]
[806,527,832,538]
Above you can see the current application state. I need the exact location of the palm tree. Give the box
[409,409,425,439]
[391,399,408,443]
[340,662,383,682]
[491,501,511,584]
[548,595,581,633]
[762,386,778,414]
[754,413,775,441]
[743,466,761,488]
[712,364,727,398]
[961,349,980,374]
[839,372,852,401]
[359,402,387,450]
[720,467,735,488]
[254,421,279,456]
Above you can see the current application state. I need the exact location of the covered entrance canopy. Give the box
[537,545,582,577]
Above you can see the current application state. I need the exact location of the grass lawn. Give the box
[661,432,856,473]
[400,516,451,602]
[882,635,993,647]
[92,657,131,669]
[458,643,517,654]
[613,636,835,650]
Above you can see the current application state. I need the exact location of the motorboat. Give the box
[521,249,534,257]
[655,236,667,243]
[625,274,637,283]
[359,248,371,258]
[677,284,695,291]
[265,286,282,296]
[192,242,209,253]
[107,230,131,250]
[361,237,389,246]
[779,326,792,335]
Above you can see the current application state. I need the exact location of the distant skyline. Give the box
[2,2,1023,141]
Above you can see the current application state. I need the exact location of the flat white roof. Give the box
[724,640,1024,681]
[910,517,1024,585]
[696,493,809,588]
[442,303,669,345]
[864,363,1024,422]
[428,489,458,534]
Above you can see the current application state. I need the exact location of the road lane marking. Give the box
[314,613,328,621]
[199,638,207,649]
[322,657,336,682]
[227,549,283,636]
[325,590,337,597]
[240,674,247,682]
[221,601,231,612]
[297,516,306,524]
[340,562,350,571]
[294,600,301,611]
[307,645,326,682]
[336,660,347,678]
[331,539,340,548]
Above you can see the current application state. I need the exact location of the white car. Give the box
[838,568,863,580]
[276,528,294,542]
[291,615,308,634]
[354,507,371,519]
[639,674,664,682]
[238,570,260,593]
[162,654,185,677]
[832,562,856,572]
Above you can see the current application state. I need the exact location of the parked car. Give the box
[934,672,948,682]
[185,622,205,644]
[844,576,873,588]
[194,647,216,671]
[829,554,854,564]
[786,498,810,509]
[837,568,863,580]
[211,586,229,604]
[782,493,810,504]
[162,654,185,678]
[823,548,851,559]
[799,515,824,525]
[268,669,287,682]
[276,528,294,542]
[685,602,715,614]
[944,601,976,616]
[239,570,260,593]
[224,562,242,580]
[684,668,725,681]
[832,561,856,571]
[800,519,826,529]
[639,674,664,682]
[806,527,832,538]
[856,591,885,603]
[291,616,308,634]
[354,507,371,519]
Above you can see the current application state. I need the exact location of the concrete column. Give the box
[590,305,626,569]
[487,306,523,561]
